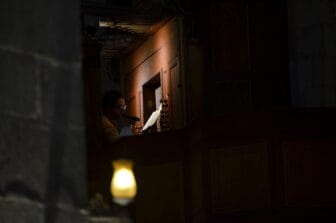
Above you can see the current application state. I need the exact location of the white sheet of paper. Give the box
[142,104,162,131]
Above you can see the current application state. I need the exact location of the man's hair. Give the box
[102,90,123,110]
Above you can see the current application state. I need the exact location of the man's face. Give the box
[110,98,126,118]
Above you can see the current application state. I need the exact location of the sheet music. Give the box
[142,104,162,131]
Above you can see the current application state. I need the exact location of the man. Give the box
[101,90,127,144]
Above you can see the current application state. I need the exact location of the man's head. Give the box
[102,90,126,118]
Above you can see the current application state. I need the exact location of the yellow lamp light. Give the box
[110,159,137,206]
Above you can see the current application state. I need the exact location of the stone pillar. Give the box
[0,1,88,223]
[289,0,336,107]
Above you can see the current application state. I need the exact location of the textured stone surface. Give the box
[43,126,87,207]
[0,115,49,200]
[45,205,88,223]
[0,50,38,118]
[296,25,324,55]
[0,196,89,223]
[288,0,332,28]
[289,0,336,107]
[0,197,43,223]
[0,0,87,222]
[324,56,336,86]
[0,0,81,62]
[324,22,336,56]
[39,61,84,127]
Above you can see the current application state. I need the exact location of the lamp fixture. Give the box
[110,159,137,206]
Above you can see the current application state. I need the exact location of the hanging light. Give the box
[110,159,137,206]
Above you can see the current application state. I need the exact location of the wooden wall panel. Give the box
[283,141,336,206]
[121,18,183,129]
[189,149,205,223]
[209,143,271,214]
[135,162,185,223]
[208,1,250,73]
[214,80,251,113]
[169,59,184,129]
[202,0,290,113]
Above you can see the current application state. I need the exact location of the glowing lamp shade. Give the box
[110,159,137,206]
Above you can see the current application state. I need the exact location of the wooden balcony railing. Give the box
[87,108,336,223]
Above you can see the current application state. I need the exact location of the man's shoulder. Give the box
[102,115,114,127]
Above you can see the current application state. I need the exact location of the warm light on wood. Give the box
[110,159,137,206]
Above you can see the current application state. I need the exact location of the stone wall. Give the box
[289,0,336,107]
[0,1,88,222]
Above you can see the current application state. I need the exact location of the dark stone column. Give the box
[0,0,87,222]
